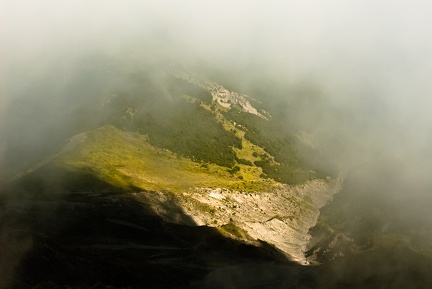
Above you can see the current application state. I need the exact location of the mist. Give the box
[2,0,432,207]
[2,1,432,168]
[2,1,432,286]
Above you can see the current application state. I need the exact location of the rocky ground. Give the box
[4,170,432,289]
[178,179,340,263]
[121,177,341,264]
[0,187,317,289]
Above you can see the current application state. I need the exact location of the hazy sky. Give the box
[2,0,432,172]
[3,3,432,287]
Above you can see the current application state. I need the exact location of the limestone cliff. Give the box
[132,178,341,263]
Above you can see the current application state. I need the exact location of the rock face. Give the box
[135,178,342,264]
[168,65,269,119]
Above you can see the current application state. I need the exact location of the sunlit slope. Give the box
[6,63,332,195]
[2,61,330,189]
[57,125,277,193]
[100,65,326,185]
[4,66,338,263]
[53,124,337,263]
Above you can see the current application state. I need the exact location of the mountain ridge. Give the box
[3,62,339,263]
[1,61,342,288]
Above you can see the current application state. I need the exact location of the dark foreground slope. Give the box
[5,170,432,289]
[1,172,317,289]
[3,142,431,288]
[4,59,432,288]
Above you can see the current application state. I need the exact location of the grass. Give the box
[58,125,278,193]
[221,107,321,184]
[97,66,322,186]
[218,222,253,241]
[13,66,325,194]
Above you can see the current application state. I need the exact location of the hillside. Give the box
[1,61,340,288]
[3,60,432,289]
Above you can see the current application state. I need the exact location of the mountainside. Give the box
[4,2,432,288]
[1,60,341,288]
[4,60,432,289]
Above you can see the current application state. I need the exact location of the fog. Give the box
[3,0,432,215]
[2,1,432,170]
[2,0,432,287]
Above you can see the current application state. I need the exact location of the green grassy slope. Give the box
[95,67,326,186]
[5,62,331,193]
[56,125,276,193]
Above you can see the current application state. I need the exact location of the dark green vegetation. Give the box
[1,60,332,287]
[133,103,241,168]
[98,70,242,168]
[222,107,321,184]
[5,58,432,289]
[3,60,326,187]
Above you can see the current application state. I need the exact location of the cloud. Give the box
[2,0,432,173]
[1,2,432,286]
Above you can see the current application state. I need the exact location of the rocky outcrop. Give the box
[304,224,357,264]
[168,65,268,119]
[183,179,340,263]
[135,178,341,264]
